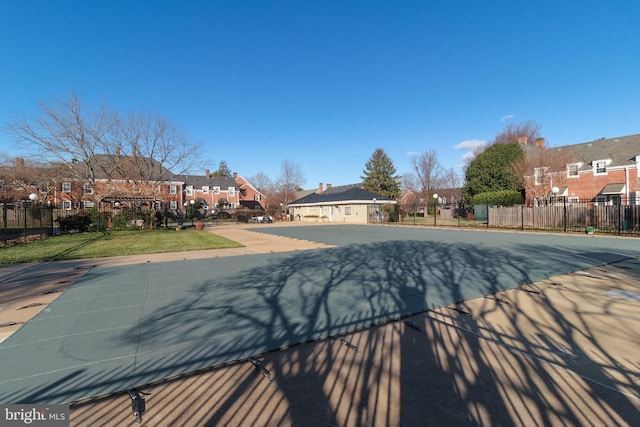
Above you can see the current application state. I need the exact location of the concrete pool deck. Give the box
[0,223,638,426]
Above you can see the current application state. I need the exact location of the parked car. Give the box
[250,215,273,223]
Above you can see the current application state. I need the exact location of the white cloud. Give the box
[405,151,420,156]
[501,114,515,122]
[455,139,486,151]
[455,139,487,163]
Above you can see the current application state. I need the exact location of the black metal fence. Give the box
[398,197,640,237]
[482,198,639,236]
[0,204,154,242]
[1,203,56,242]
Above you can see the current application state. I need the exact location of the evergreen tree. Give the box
[211,160,232,177]
[463,142,524,199]
[361,148,400,199]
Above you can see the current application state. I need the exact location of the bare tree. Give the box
[4,93,202,193]
[0,156,62,203]
[277,159,306,207]
[248,172,274,193]
[4,93,109,185]
[410,149,443,212]
[248,171,278,213]
[494,120,542,145]
[441,167,464,207]
[510,143,575,201]
[400,172,419,193]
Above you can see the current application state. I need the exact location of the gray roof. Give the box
[72,154,176,181]
[290,186,395,206]
[322,183,363,195]
[177,175,237,188]
[550,133,640,170]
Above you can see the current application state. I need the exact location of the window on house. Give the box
[568,163,580,177]
[170,201,177,210]
[169,185,177,194]
[254,194,260,201]
[213,186,220,194]
[61,200,72,210]
[186,186,193,196]
[534,168,544,186]
[345,207,352,215]
[594,161,607,175]
[62,182,72,192]
[83,184,93,194]
[228,187,235,196]
[202,186,209,194]
[81,201,95,208]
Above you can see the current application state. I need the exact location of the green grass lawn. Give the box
[0,228,243,264]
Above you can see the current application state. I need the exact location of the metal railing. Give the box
[398,197,640,236]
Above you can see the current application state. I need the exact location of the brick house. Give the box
[522,134,640,205]
[4,151,262,219]
[233,172,266,211]
[178,171,240,215]
[58,151,182,212]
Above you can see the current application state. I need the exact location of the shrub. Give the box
[57,211,92,233]
[472,190,523,206]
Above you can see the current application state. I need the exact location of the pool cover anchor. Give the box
[337,337,359,352]
[248,357,272,382]
[127,389,150,424]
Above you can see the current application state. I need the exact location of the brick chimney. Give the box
[131,147,137,158]
[326,184,332,190]
[517,135,528,146]
[205,169,210,177]
[233,172,238,179]
[318,183,323,193]
[115,146,120,156]
[534,137,545,148]
[15,158,25,168]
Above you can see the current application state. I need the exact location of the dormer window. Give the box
[593,160,609,175]
[567,163,580,178]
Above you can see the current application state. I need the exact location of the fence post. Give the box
[618,198,622,235]
[486,200,489,229]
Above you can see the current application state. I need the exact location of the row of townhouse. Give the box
[520,134,640,205]
[395,133,640,211]
[0,151,266,215]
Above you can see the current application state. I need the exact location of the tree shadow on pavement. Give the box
[105,239,640,426]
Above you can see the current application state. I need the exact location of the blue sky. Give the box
[1,1,639,189]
